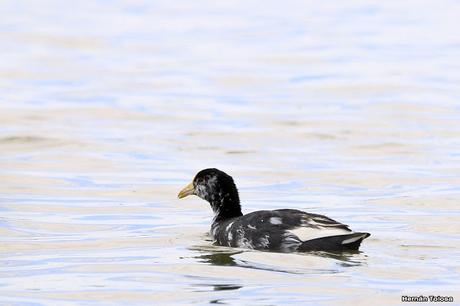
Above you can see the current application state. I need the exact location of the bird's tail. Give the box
[298,232,370,252]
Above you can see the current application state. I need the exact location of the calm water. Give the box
[1,1,460,305]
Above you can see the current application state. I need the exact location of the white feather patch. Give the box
[225,221,234,232]
[258,235,270,248]
[341,234,367,244]
[280,233,302,251]
[269,217,283,225]
[211,225,219,237]
[287,226,351,242]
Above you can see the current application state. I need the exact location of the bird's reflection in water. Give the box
[309,250,368,267]
[187,244,243,294]
[188,244,367,302]
[195,249,242,267]
[190,243,367,274]
[192,282,243,293]
[212,284,243,291]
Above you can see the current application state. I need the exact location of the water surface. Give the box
[1,1,460,305]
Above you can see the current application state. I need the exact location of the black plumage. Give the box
[178,168,370,252]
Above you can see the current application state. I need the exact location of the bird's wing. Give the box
[273,209,353,242]
[233,209,350,251]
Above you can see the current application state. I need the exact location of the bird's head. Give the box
[178,168,242,219]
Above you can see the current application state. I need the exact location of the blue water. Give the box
[1,1,460,305]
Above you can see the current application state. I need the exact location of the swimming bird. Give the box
[178,168,370,252]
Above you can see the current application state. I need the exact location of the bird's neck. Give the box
[210,192,243,222]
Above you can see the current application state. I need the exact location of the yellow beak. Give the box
[178,181,195,199]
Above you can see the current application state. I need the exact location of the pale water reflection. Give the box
[1,0,460,305]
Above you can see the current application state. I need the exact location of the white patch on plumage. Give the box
[269,217,282,225]
[341,234,367,244]
[283,234,301,244]
[258,235,270,248]
[307,217,348,229]
[247,224,256,230]
[236,225,244,237]
[311,216,333,223]
[195,174,219,207]
[212,208,221,222]
[236,226,253,249]
[239,238,253,249]
[286,215,351,242]
[223,221,235,246]
[211,225,219,237]
[225,221,234,232]
[280,233,302,252]
[195,184,208,198]
[287,226,351,242]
